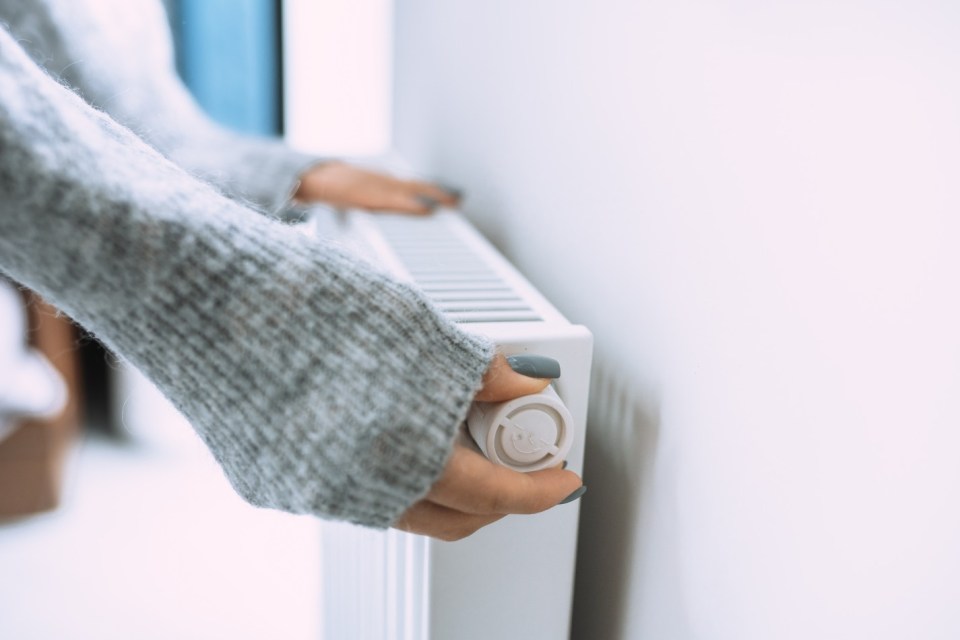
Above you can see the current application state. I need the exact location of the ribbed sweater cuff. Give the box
[165,130,323,218]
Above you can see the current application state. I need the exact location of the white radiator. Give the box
[304,208,593,640]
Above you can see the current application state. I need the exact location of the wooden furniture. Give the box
[0,292,81,518]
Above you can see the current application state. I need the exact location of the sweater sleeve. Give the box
[0,26,494,528]
[0,0,321,216]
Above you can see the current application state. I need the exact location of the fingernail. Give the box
[506,354,561,379]
[561,460,569,470]
[438,184,463,199]
[559,485,587,505]
[416,195,440,211]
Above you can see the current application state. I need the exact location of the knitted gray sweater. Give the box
[0,11,492,527]
[0,0,316,214]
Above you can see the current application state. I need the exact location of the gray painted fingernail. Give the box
[506,354,561,379]
[561,460,569,470]
[559,485,587,505]
[438,184,463,199]
[416,195,440,210]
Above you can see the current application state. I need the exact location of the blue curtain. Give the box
[167,0,282,136]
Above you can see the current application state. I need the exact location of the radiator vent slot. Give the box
[375,216,543,324]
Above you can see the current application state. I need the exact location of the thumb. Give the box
[475,353,561,403]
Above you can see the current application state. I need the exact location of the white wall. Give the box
[284,0,392,155]
[392,2,960,638]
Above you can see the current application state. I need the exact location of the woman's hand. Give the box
[295,161,461,214]
[393,354,585,541]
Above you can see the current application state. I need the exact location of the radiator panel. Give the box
[310,209,593,640]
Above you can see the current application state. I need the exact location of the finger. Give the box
[427,446,583,515]
[297,163,461,213]
[407,180,461,206]
[350,178,432,214]
[362,180,442,215]
[475,353,551,403]
[392,182,453,214]
[393,499,505,541]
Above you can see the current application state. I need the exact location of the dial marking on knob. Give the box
[500,416,561,456]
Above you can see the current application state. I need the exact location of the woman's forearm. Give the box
[0,0,321,215]
[0,25,493,527]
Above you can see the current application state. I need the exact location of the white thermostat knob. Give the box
[466,386,574,472]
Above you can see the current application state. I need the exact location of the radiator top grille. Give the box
[305,208,568,327]
[374,216,543,323]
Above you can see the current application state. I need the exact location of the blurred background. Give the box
[5,0,960,638]
[0,2,335,638]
